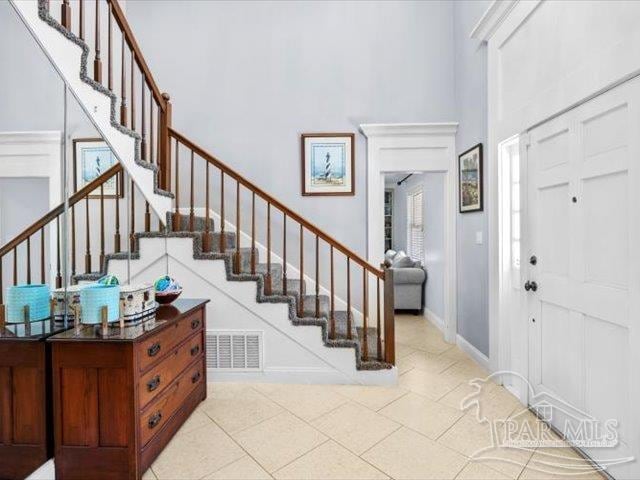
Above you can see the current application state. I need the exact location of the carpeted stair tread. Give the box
[300,294,330,318]
[168,213,215,233]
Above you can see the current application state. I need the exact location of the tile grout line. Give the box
[200,412,276,479]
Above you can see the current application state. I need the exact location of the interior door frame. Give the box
[360,123,459,344]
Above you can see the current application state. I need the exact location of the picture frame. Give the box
[73,138,123,198]
[301,133,355,196]
[458,143,483,213]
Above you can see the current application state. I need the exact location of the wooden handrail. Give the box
[106,0,166,111]
[168,127,384,279]
[0,164,123,258]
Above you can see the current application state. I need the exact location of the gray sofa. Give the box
[384,250,427,314]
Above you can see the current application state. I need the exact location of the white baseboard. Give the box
[456,334,490,371]
[207,367,398,386]
[425,307,445,333]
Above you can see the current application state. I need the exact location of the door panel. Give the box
[527,79,639,478]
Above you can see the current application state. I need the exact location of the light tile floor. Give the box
[144,314,605,480]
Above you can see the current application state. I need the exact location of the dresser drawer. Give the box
[138,309,203,372]
[138,332,203,409]
[140,359,204,447]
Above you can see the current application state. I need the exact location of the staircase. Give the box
[2,0,396,383]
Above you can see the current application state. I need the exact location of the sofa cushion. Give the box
[392,251,414,268]
[384,249,397,267]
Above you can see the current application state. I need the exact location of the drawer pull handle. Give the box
[190,345,200,356]
[148,412,162,429]
[192,371,201,384]
[147,343,161,357]
[191,319,201,330]
[147,375,161,392]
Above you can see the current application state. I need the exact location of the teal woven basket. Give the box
[6,284,51,323]
[80,284,120,324]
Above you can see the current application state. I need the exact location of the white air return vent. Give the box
[206,331,263,371]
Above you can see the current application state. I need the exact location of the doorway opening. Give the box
[383,171,446,331]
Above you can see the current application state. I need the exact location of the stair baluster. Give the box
[189,151,195,232]
[130,179,135,251]
[362,268,368,361]
[150,100,155,165]
[282,213,287,295]
[265,203,271,295]
[233,180,241,274]
[79,0,84,40]
[141,74,147,160]
[172,139,180,231]
[330,246,335,339]
[144,201,151,233]
[315,235,319,318]
[0,261,3,304]
[13,248,17,285]
[61,0,71,30]
[203,162,210,252]
[130,50,135,132]
[85,196,91,274]
[250,192,256,274]
[219,172,225,252]
[107,2,112,90]
[100,184,105,269]
[40,227,45,284]
[376,277,382,360]
[71,205,76,277]
[94,0,102,83]
[298,224,304,317]
[346,257,351,339]
[120,36,127,126]
[55,218,62,288]
[114,171,121,252]
[26,237,31,285]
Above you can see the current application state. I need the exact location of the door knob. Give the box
[524,281,538,292]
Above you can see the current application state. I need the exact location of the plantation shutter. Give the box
[407,189,424,262]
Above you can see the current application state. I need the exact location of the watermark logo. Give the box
[459,371,633,476]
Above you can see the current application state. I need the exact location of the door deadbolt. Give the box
[529,255,537,266]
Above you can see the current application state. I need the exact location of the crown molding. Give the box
[0,131,62,145]
[470,0,518,43]
[359,123,458,138]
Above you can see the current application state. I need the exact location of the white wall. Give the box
[453,0,491,356]
[125,0,456,262]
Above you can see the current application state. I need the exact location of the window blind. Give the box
[407,189,424,262]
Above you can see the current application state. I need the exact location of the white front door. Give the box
[527,78,640,478]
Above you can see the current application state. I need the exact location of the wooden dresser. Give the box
[0,317,66,480]
[48,299,209,480]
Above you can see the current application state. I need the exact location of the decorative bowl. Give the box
[155,290,182,305]
[80,284,120,324]
[154,276,182,304]
[6,284,51,323]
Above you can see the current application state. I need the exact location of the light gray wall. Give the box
[0,178,49,288]
[454,0,491,356]
[126,0,456,260]
[386,172,445,320]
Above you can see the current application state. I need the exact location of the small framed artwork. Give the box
[73,138,123,198]
[301,133,355,196]
[458,143,483,213]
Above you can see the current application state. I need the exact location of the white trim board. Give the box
[456,334,490,372]
[360,122,458,345]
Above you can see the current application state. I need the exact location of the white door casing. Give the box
[526,79,640,479]
[360,123,458,343]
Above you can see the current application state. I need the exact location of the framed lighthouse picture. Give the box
[301,133,355,196]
